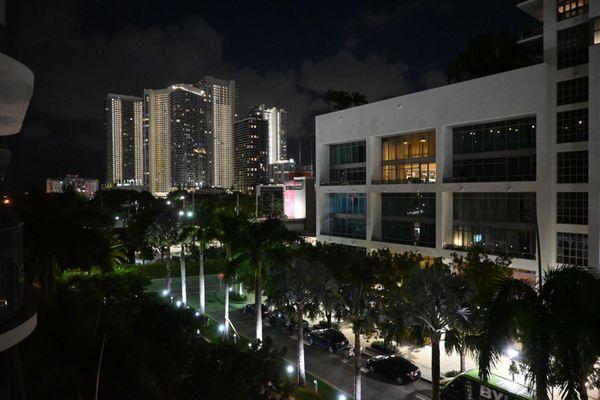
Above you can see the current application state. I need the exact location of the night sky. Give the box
[6,0,530,191]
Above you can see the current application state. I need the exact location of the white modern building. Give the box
[316,0,600,280]
[105,94,144,186]
[196,76,237,189]
[144,84,207,196]
[253,104,288,164]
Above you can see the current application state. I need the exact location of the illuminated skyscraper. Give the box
[233,108,268,193]
[105,94,143,186]
[144,84,207,196]
[254,104,287,164]
[196,76,237,188]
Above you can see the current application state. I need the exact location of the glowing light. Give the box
[338,395,347,400]
[186,210,194,218]
[178,210,185,217]
[166,200,172,205]
[195,311,200,317]
[176,300,182,308]
[218,324,225,333]
[286,365,294,375]
[114,216,120,220]
[179,195,185,200]
[506,347,519,360]
[161,289,169,297]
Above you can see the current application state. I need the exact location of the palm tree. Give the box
[146,209,178,293]
[383,260,472,400]
[209,208,249,338]
[186,202,216,315]
[477,266,600,400]
[326,244,380,400]
[265,243,327,385]
[241,217,295,341]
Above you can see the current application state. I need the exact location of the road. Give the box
[150,275,433,400]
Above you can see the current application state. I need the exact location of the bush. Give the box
[445,370,461,378]
[229,291,248,302]
[370,340,397,355]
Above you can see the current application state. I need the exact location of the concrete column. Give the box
[587,46,600,270]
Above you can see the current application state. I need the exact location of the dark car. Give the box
[268,311,309,333]
[242,303,270,317]
[366,355,421,385]
[307,328,350,353]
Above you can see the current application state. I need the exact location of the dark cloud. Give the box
[6,0,526,190]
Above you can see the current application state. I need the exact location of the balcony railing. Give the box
[443,175,535,183]
[442,243,536,260]
[320,180,366,186]
[372,177,434,185]
[372,236,435,248]
[320,230,366,240]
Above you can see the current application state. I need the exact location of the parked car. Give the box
[307,328,350,353]
[242,303,270,317]
[268,310,309,333]
[366,355,421,385]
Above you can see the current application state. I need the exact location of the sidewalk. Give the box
[153,276,599,400]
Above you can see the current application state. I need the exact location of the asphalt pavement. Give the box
[150,275,433,400]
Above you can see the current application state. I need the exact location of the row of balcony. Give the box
[321,174,537,186]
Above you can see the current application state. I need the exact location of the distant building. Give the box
[268,159,296,184]
[255,184,284,217]
[144,84,207,196]
[283,176,316,235]
[105,94,143,186]
[46,175,99,198]
[234,109,268,193]
[252,104,287,164]
[196,76,237,189]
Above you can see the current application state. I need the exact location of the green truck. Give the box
[441,369,534,400]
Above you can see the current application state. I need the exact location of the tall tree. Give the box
[209,208,249,338]
[265,244,328,385]
[383,260,471,400]
[446,32,532,83]
[146,209,178,293]
[478,266,600,400]
[326,245,380,400]
[241,217,296,341]
[324,90,368,111]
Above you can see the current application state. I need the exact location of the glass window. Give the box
[557,108,588,143]
[557,232,588,266]
[451,225,536,259]
[453,117,535,155]
[453,193,536,223]
[557,0,588,21]
[557,77,588,106]
[557,151,588,183]
[557,192,588,225]
[557,23,590,69]
[379,131,436,184]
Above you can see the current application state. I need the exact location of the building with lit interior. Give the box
[316,0,600,280]
[46,175,99,199]
[105,94,144,186]
[144,84,207,196]
[234,108,268,193]
[196,76,237,190]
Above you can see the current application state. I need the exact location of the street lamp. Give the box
[166,200,172,205]
[186,210,194,218]
[161,289,169,297]
[505,346,520,360]
[286,365,294,375]
[338,395,347,400]
[178,210,185,217]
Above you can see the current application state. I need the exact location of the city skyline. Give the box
[2,0,531,192]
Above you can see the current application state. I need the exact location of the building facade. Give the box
[233,109,268,193]
[105,94,143,186]
[196,76,237,189]
[46,175,99,198]
[316,0,600,279]
[253,104,287,164]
